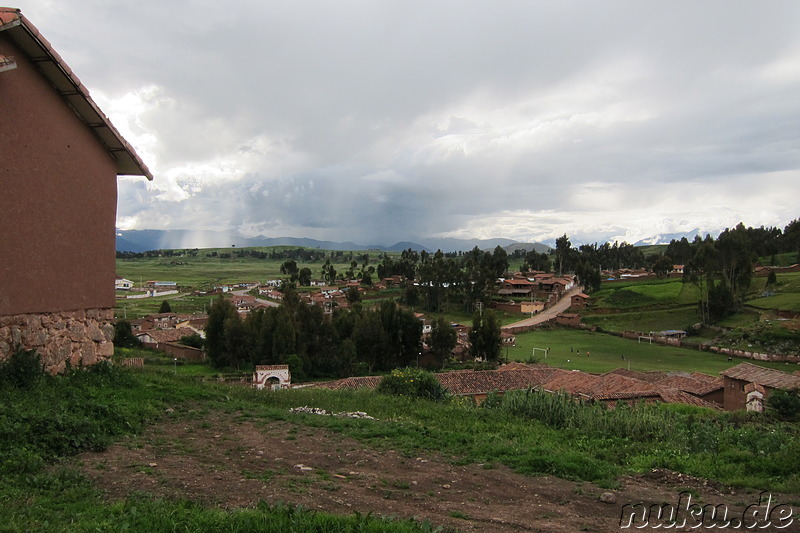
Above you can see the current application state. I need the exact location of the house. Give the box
[135,327,196,349]
[0,8,152,373]
[570,292,591,309]
[115,277,134,290]
[497,278,533,297]
[720,362,800,411]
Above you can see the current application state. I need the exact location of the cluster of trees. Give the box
[203,282,503,377]
[542,235,645,293]
[655,219,800,323]
[204,288,424,378]
[403,247,510,312]
[665,220,800,266]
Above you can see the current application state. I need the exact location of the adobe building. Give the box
[0,8,152,372]
[720,362,800,411]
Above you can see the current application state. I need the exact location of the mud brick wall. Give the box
[0,309,115,373]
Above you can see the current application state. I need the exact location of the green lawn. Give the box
[590,278,700,309]
[582,306,700,333]
[506,327,797,375]
[116,248,389,292]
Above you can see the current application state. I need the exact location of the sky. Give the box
[15,1,800,247]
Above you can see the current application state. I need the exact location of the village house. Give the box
[497,278,534,297]
[115,277,134,290]
[720,362,800,411]
[570,292,591,309]
[0,8,152,372]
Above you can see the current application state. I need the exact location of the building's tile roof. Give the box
[720,362,800,391]
[317,364,722,409]
[436,368,559,395]
[323,376,383,390]
[540,371,601,396]
[606,368,668,383]
[655,374,723,396]
[136,327,196,343]
[654,389,721,409]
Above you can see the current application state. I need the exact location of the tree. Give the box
[575,259,601,292]
[707,281,735,323]
[205,297,240,368]
[158,300,172,313]
[766,270,778,286]
[767,388,800,421]
[716,223,753,310]
[298,267,312,286]
[555,234,571,275]
[280,260,299,282]
[430,317,457,361]
[352,311,388,372]
[652,255,673,279]
[346,286,361,304]
[469,310,501,362]
[113,320,140,348]
[179,333,204,349]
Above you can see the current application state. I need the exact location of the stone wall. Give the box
[0,308,115,373]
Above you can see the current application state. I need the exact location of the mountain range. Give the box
[115,230,552,254]
[117,228,709,254]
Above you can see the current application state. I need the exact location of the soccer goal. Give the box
[532,347,548,359]
[638,335,653,344]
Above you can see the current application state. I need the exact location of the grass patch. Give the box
[504,327,795,375]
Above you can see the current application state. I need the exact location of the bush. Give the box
[0,347,44,389]
[377,368,448,401]
[767,388,800,421]
[113,320,141,348]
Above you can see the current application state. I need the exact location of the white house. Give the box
[115,277,133,290]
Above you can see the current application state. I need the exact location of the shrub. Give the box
[767,388,800,421]
[0,347,44,389]
[113,320,141,348]
[377,368,448,401]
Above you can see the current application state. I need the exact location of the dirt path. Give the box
[76,410,781,532]
[503,287,583,330]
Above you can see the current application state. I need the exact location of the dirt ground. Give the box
[77,409,794,532]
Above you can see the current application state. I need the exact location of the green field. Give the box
[115,247,391,291]
[747,272,800,312]
[506,327,797,375]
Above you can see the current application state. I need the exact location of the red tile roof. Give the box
[606,368,668,383]
[655,374,723,396]
[720,362,800,391]
[541,371,601,396]
[317,365,722,410]
[323,376,383,390]
[435,368,559,395]
[0,7,151,179]
[653,389,721,409]
[136,327,196,343]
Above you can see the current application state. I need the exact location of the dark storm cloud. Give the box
[19,0,800,245]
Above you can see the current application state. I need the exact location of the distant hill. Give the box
[504,242,551,254]
[115,230,554,254]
